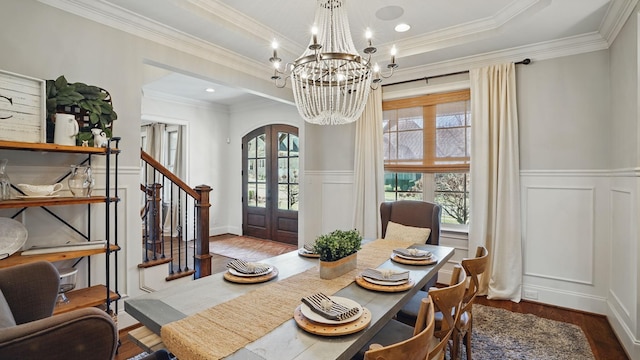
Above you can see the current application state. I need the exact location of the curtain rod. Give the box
[382,58,531,87]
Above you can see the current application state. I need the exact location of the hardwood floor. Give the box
[117,236,629,359]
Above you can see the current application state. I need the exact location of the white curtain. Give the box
[468,63,522,302]
[143,123,165,185]
[352,88,385,240]
[164,126,184,237]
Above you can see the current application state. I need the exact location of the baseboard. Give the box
[210,226,241,236]
[608,299,638,359]
[520,284,607,314]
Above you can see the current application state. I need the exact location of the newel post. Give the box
[147,183,163,254]
[194,185,212,278]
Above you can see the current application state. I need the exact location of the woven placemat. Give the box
[161,238,415,360]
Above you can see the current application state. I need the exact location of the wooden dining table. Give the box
[124,240,455,360]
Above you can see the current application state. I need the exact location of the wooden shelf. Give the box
[53,285,120,315]
[0,140,119,154]
[0,244,120,268]
[0,196,118,209]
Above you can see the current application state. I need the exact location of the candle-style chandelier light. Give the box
[269,0,398,125]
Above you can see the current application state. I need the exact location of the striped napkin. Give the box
[361,268,410,282]
[393,248,432,259]
[226,259,270,274]
[302,243,317,254]
[301,293,360,321]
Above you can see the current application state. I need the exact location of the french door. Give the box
[242,124,299,244]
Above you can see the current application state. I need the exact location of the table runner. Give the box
[161,238,415,360]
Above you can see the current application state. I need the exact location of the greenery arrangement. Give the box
[313,229,362,262]
[45,75,117,144]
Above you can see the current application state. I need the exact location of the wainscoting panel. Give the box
[520,172,610,314]
[609,188,634,320]
[303,171,354,242]
[606,175,638,359]
[523,185,595,285]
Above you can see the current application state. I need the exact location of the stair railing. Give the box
[140,149,212,280]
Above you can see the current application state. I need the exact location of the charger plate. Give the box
[223,266,278,284]
[298,248,320,258]
[390,253,437,265]
[294,305,371,336]
[0,218,28,260]
[355,275,414,292]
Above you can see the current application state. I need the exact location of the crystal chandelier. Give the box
[270,0,397,125]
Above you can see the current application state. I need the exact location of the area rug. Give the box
[209,236,296,262]
[466,304,595,360]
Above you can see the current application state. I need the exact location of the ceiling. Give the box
[42,0,636,105]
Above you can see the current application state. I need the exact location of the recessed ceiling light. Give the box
[205,88,215,92]
[395,23,410,32]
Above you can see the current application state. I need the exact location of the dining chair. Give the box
[396,247,489,360]
[380,200,441,291]
[353,266,466,360]
[362,295,435,360]
[380,200,441,245]
[450,246,489,360]
[427,265,467,360]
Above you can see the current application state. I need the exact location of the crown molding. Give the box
[394,0,548,58]
[600,0,639,46]
[392,32,609,84]
[38,0,633,102]
[37,0,271,79]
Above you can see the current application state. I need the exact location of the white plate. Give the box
[395,252,433,261]
[362,276,409,286]
[0,218,28,259]
[300,296,363,325]
[228,265,273,277]
[298,248,317,255]
[16,195,60,199]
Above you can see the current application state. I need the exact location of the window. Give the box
[383,90,471,228]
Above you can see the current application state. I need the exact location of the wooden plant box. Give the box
[319,252,357,280]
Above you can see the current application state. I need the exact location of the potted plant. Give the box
[313,229,362,279]
[45,75,117,146]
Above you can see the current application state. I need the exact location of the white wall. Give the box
[608,6,640,360]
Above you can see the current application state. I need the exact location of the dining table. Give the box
[124,239,455,360]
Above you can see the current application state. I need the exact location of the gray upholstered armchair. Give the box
[0,261,118,360]
[380,200,441,245]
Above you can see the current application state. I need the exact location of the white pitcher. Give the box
[53,114,79,146]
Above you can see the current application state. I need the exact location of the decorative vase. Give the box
[0,159,10,201]
[319,252,357,280]
[68,165,95,197]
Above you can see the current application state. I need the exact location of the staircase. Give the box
[139,149,212,281]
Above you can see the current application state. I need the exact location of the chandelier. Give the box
[269,0,397,125]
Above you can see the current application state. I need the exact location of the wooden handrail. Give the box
[141,149,200,200]
[140,149,212,280]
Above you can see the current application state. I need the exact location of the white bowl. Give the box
[16,183,63,197]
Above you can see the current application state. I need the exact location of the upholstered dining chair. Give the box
[0,261,119,360]
[380,200,441,245]
[380,200,442,290]
[362,296,435,360]
[354,266,466,360]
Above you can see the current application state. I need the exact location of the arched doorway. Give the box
[242,124,299,244]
